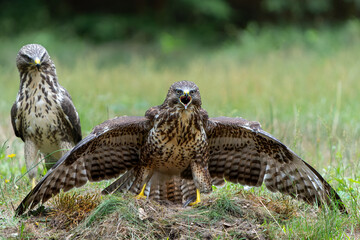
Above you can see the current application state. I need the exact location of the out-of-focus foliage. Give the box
[263,0,360,21]
[0,0,360,43]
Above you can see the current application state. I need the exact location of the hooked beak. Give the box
[34,57,41,70]
[179,91,192,109]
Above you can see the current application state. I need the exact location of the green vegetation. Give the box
[2,0,360,43]
[1,22,360,238]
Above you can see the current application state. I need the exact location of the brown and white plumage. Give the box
[11,44,82,181]
[206,117,343,207]
[15,81,346,215]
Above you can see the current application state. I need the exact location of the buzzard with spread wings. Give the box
[15,81,346,215]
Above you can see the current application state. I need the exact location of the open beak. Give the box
[179,91,192,109]
[34,57,41,70]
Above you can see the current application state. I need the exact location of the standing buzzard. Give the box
[15,81,346,215]
[11,44,82,186]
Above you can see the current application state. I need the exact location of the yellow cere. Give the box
[34,57,40,65]
[7,153,16,158]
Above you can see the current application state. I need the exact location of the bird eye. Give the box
[40,53,46,62]
[189,90,196,94]
[21,54,32,62]
[176,89,183,95]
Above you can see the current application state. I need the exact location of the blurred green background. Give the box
[1,0,360,180]
[1,0,360,43]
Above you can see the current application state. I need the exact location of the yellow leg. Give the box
[31,178,36,189]
[135,184,147,199]
[189,189,201,206]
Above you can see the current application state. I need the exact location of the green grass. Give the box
[1,21,360,238]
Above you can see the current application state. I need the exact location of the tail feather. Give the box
[211,177,225,187]
[102,168,136,195]
[146,173,198,205]
[103,169,227,207]
[148,178,166,202]
[181,179,197,203]
[166,178,183,204]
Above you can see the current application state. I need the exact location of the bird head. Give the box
[16,44,50,72]
[166,81,202,110]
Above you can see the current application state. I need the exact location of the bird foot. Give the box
[135,193,147,200]
[135,184,147,200]
[188,198,201,206]
[183,189,201,207]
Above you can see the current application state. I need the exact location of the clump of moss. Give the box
[48,191,101,229]
[240,191,298,220]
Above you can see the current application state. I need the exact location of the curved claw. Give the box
[183,189,201,207]
[183,195,197,207]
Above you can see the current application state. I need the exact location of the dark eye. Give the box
[176,89,183,95]
[21,54,32,62]
[40,53,46,62]
[189,90,196,94]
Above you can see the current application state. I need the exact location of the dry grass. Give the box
[47,192,101,229]
[0,184,333,239]
[37,190,278,239]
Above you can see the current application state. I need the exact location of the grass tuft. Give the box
[85,194,129,226]
[47,191,101,229]
[199,189,244,221]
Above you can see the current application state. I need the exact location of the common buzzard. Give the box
[15,81,346,215]
[11,44,82,185]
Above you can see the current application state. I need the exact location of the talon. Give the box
[188,189,201,206]
[31,178,36,189]
[135,184,147,199]
[183,195,196,207]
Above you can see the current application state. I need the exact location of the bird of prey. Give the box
[11,44,82,186]
[15,81,346,215]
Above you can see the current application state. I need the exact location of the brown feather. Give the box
[15,116,151,215]
[206,116,346,213]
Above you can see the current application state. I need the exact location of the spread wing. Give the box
[60,88,82,143]
[206,117,346,213]
[15,116,152,216]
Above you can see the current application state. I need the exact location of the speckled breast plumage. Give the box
[14,70,71,152]
[143,107,208,175]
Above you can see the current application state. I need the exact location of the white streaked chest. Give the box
[16,72,62,136]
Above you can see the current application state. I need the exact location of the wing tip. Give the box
[14,195,33,216]
[325,184,348,214]
[14,205,25,216]
[302,160,348,214]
